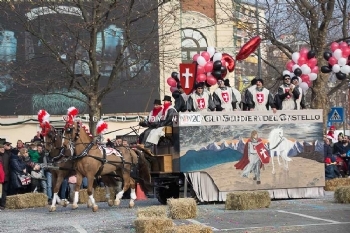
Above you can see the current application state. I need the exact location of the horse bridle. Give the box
[44,126,69,162]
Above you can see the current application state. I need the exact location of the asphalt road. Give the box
[0,191,349,233]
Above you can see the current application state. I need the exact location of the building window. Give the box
[181,28,208,63]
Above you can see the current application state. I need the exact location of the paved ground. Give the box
[0,191,349,233]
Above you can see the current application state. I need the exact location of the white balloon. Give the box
[300,64,311,74]
[299,82,309,92]
[213,52,222,62]
[332,64,341,73]
[292,64,300,71]
[340,65,350,75]
[197,56,207,66]
[292,52,300,63]
[207,47,216,58]
[298,77,302,83]
[338,57,347,66]
[290,73,295,77]
[309,73,317,81]
[283,70,290,76]
[333,49,342,60]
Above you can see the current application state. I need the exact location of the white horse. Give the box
[267,127,294,174]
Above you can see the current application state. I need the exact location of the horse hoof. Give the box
[72,204,79,210]
[129,201,135,208]
[108,200,114,207]
[49,206,56,212]
[92,205,98,212]
[114,199,121,206]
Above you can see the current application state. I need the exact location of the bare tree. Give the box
[0,0,175,131]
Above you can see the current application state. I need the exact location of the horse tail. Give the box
[134,149,153,193]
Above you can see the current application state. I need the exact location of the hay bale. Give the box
[137,206,168,218]
[167,198,197,219]
[334,186,350,204]
[325,178,350,191]
[225,191,270,210]
[6,193,48,209]
[134,217,173,233]
[165,225,212,233]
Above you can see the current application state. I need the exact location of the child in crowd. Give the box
[325,157,341,180]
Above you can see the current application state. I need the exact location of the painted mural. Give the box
[177,110,324,191]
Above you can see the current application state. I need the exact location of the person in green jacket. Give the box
[28,143,40,163]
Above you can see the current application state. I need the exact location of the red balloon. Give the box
[221,59,227,67]
[305,80,312,87]
[342,47,350,58]
[204,61,214,72]
[197,65,205,74]
[328,57,337,66]
[301,74,309,83]
[307,58,317,69]
[201,51,211,61]
[330,42,339,52]
[170,87,177,93]
[298,56,307,65]
[339,42,348,50]
[236,36,261,61]
[299,48,309,57]
[286,60,295,72]
[206,75,217,86]
[222,53,235,72]
[311,66,319,73]
[193,54,200,61]
[167,77,177,87]
[196,74,207,82]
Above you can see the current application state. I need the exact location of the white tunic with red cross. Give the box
[279,85,296,110]
[191,92,211,112]
[214,88,233,111]
[250,87,270,111]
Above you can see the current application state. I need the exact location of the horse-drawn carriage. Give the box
[40,108,325,211]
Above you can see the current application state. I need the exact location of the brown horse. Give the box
[62,120,152,211]
[43,125,74,212]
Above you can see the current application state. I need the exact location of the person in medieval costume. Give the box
[291,76,306,110]
[187,82,215,112]
[224,79,242,110]
[276,74,300,110]
[245,77,277,113]
[172,84,190,112]
[145,95,177,146]
[242,78,258,111]
[212,79,238,111]
[138,99,163,145]
[234,130,264,184]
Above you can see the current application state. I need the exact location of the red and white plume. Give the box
[67,107,79,119]
[96,120,108,135]
[37,110,50,124]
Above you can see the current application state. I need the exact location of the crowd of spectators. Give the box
[324,130,350,180]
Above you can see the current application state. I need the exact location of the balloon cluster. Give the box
[166,36,261,93]
[321,40,350,80]
[284,48,319,92]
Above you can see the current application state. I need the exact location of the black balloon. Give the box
[323,51,332,61]
[221,66,227,74]
[307,50,316,59]
[213,61,222,70]
[171,72,178,79]
[294,68,302,76]
[336,71,347,80]
[212,70,222,79]
[321,66,332,73]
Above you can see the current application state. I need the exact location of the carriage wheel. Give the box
[156,182,179,205]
